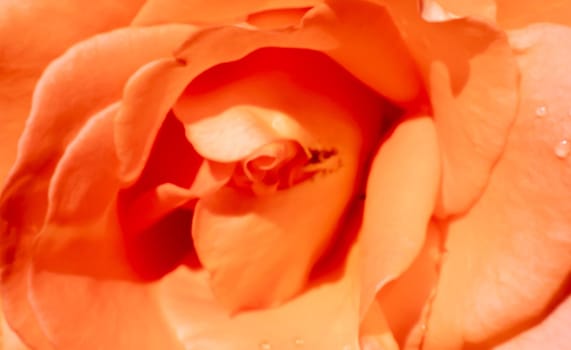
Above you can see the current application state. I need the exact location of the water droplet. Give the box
[555,139,570,159]
[259,341,271,350]
[535,105,548,118]
[294,338,305,347]
[420,323,427,331]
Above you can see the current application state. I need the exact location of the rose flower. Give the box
[1,0,569,349]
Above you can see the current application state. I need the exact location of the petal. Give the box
[157,206,364,350]
[28,265,183,350]
[376,222,443,348]
[496,1,571,29]
[359,116,440,316]
[423,24,571,349]
[493,294,571,350]
[0,0,145,185]
[382,0,519,216]
[183,48,384,311]
[2,24,197,228]
[117,0,420,182]
[132,0,321,25]
[32,104,133,278]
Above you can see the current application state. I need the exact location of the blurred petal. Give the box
[180,48,383,310]
[360,116,440,315]
[423,24,571,349]
[28,265,183,350]
[496,1,571,29]
[382,0,519,216]
[0,0,145,185]
[493,294,571,350]
[157,205,364,350]
[132,0,321,25]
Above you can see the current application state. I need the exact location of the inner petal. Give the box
[173,48,386,311]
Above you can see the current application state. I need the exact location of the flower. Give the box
[1,1,569,350]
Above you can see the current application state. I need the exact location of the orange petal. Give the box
[132,0,321,25]
[28,265,183,350]
[184,48,383,311]
[32,104,131,278]
[359,115,440,316]
[2,24,196,228]
[0,0,145,185]
[496,1,571,29]
[493,294,571,350]
[157,206,364,349]
[422,24,571,349]
[382,0,519,216]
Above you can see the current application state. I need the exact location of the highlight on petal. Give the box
[422,24,571,349]
[156,205,364,350]
[359,115,440,316]
[421,0,495,22]
[381,0,519,216]
[132,0,321,25]
[175,48,384,311]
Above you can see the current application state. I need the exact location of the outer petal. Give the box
[132,0,321,25]
[157,205,364,350]
[359,116,440,316]
[0,0,145,186]
[493,294,571,350]
[381,0,519,216]
[1,25,196,348]
[423,24,571,349]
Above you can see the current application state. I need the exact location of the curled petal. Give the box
[359,115,440,316]
[178,48,383,310]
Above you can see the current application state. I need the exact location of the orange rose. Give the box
[1,1,568,350]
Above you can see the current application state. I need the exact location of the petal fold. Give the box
[359,115,440,316]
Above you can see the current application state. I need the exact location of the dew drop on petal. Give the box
[294,338,305,347]
[535,105,548,118]
[554,139,570,159]
[259,341,272,350]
